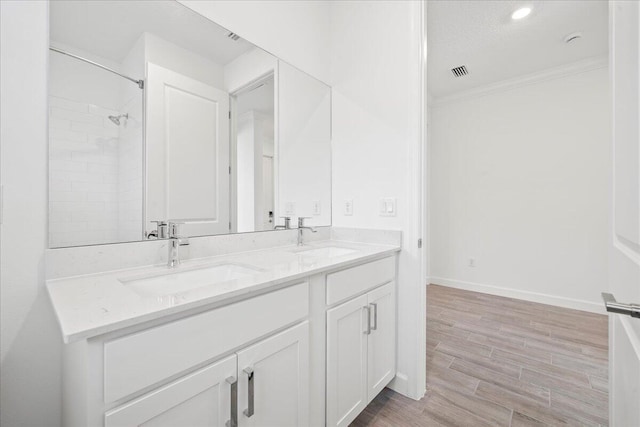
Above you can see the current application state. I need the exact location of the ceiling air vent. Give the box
[227,32,241,41]
[451,65,469,78]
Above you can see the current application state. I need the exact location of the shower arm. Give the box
[49,46,144,89]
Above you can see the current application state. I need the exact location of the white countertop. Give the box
[47,240,400,343]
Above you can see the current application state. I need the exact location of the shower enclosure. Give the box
[48,47,144,247]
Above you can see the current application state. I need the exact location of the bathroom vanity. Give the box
[47,233,400,427]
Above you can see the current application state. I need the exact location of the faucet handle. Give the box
[297,217,312,227]
[280,216,292,228]
[168,221,185,238]
[147,220,169,239]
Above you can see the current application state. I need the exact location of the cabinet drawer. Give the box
[326,257,395,306]
[104,282,308,403]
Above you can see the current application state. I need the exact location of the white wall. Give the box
[429,66,610,312]
[1,1,63,426]
[224,47,277,93]
[278,61,332,225]
[143,32,225,88]
[178,0,331,85]
[329,0,426,399]
[49,43,123,109]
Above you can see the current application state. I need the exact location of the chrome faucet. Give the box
[167,222,189,268]
[146,220,168,240]
[297,217,317,246]
[274,216,292,230]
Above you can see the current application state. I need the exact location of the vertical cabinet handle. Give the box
[370,303,378,331]
[363,306,372,335]
[243,367,254,418]
[225,376,237,427]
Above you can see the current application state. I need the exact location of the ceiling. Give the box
[50,0,254,66]
[427,0,609,98]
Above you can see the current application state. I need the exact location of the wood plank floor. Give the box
[351,285,609,427]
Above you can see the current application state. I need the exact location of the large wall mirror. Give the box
[48,0,331,248]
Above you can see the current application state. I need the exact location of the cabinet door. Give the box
[326,294,369,427]
[236,322,309,427]
[367,282,396,402]
[105,354,237,427]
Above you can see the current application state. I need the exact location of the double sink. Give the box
[120,245,357,298]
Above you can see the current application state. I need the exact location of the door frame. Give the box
[229,71,276,234]
[387,0,428,401]
[608,0,640,424]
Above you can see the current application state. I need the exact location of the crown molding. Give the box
[431,55,608,107]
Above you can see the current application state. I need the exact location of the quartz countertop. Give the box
[47,240,400,343]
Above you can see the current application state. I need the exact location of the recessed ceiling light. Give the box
[511,7,532,20]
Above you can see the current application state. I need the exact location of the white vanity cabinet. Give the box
[63,282,310,427]
[54,248,400,427]
[325,259,397,427]
[104,354,236,427]
[105,322,309,427]
[236,322,309,427]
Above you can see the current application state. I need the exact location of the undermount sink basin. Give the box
[293,246,357,258]
[120,263,263,297]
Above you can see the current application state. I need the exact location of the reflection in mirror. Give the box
[232,75,275,233]
[48,0,331,248]
[278,62,331,226]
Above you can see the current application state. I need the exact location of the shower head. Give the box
[108,113,128,126]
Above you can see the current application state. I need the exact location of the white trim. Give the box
[614,236,640,265]
[386,0,427,402]
[388,372,409,396]
[429,277,605,314]
[416,0,428,402]
[432,55,608,107]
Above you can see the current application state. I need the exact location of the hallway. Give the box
[352,285,609,426]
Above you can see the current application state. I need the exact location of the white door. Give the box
[236,322,309,427]
[367,283,396,402]
[146,62,230,237]
[326,294,369,427]
[104,355,237,427]
[607,1,640,425]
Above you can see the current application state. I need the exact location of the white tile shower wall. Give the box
[49,95,121,247]
[117,92,144,242]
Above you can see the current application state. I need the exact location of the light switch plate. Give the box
[379,198,396,217]
[284,202,296,215]
[312,200,321,215]
[343,199,353,216]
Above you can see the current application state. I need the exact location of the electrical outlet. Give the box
[469,258,476,267]
[312,200,321,215]
[343,199,353,216]
[284,202,296,215]
[379,198,396,217]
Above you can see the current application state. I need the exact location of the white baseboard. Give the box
[387,372,409,397]
[428,277,605,314]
